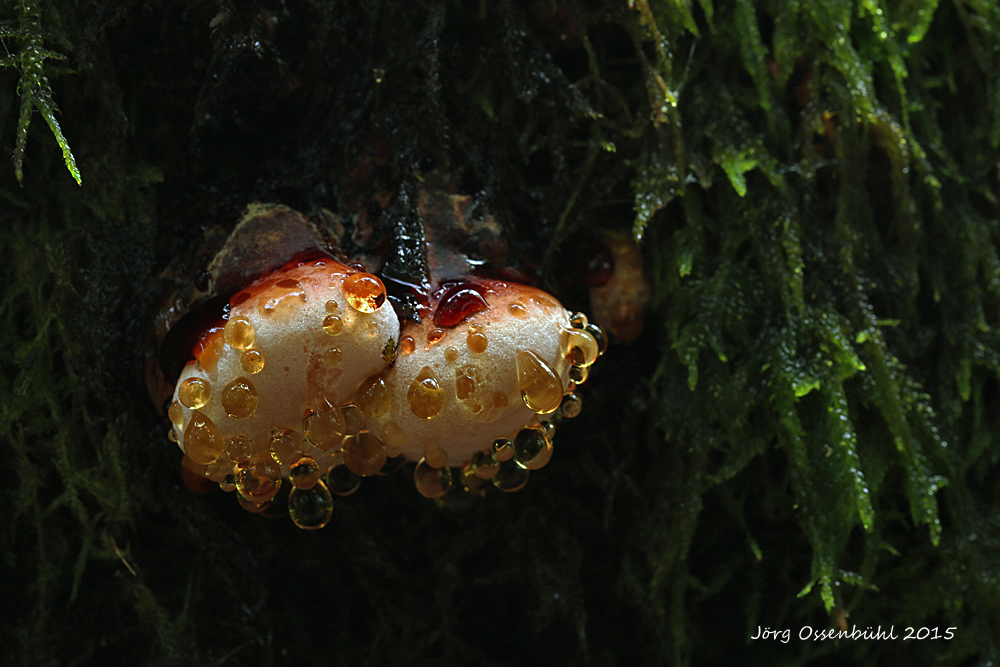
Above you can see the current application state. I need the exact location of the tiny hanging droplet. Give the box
[288,479,334,530]
[327,465,362,496]
[513,425,553,470]
[492,459,529,492]
[414,459,452,499]
[343,273,387,312]
[289,456,321,489]
[516,349,563,414]
[472,450,500,479]
[493,438,514,462]
[226,434,253,464]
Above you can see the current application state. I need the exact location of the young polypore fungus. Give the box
[163,206,605,530]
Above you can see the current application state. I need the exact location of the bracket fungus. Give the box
[152,199,605,529]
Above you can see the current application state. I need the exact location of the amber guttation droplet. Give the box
[237,494,269,514]
[493,438,514,462]
[492,459,529,492]
[325,299,339,313]
[454,365,485,414]
[467,330,488,354]
[327,465,361,496]
[168,400,184,425]
[219,474,237,492]
[472,450,500,479]
[270,428,304,465]
[433,283,489,327]
[561,392,582,419]
[205,453,234,482]
[514,425,553,470]
[322,315,344,336]
[343,273,386,313]
[569,312,588,328]
[304,407,345,450]
[290,456,321,489]
[259,279,306,317]
[423,443,448,469]
[584,323,608,356]
[178,377,211,409]
[400,336,415,355]
[241,348,265,374]
[444,347,458,362]
[562,327,599,368]
[357,374,392,418]
[569,364,589,385]
[184,411,225,464]
[508,302,529,319]
[224,316,255,349]
[236,460,282,502]
[167,428,179,443]
[414,459,452,499]
[222,377,258,419]
[380,421,407,448]
[227,434,253,464]
[288,479,333,530]
[427,328,445,345]
[341,405,365,435]
[539,420,556,438]
[323,347,343,366]
[342,432,387,477]
[408,366,445,419]
[193,327,226,372]
[516,349,563,414]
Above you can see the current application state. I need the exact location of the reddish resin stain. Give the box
[433,282,490,327]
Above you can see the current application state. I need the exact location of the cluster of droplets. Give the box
[167,258,606,530]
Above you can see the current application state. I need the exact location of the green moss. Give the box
[2,0,1000,664]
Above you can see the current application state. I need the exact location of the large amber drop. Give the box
[224,316,255,349]
[178,377,211,409]
[467,330,488,354]
[414,459,452,499]
[269,428,304,465]
[236,460,282,502]
[513,425,553,470]
[407,366,444,419]
[221,377,258,419]
[516,349,563,414]
[184,411,225,464]
[343,273,387,313]
[357,374,392,418]
[303,407,345,450]
[342,432,387,477]
[288,480,334,530]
